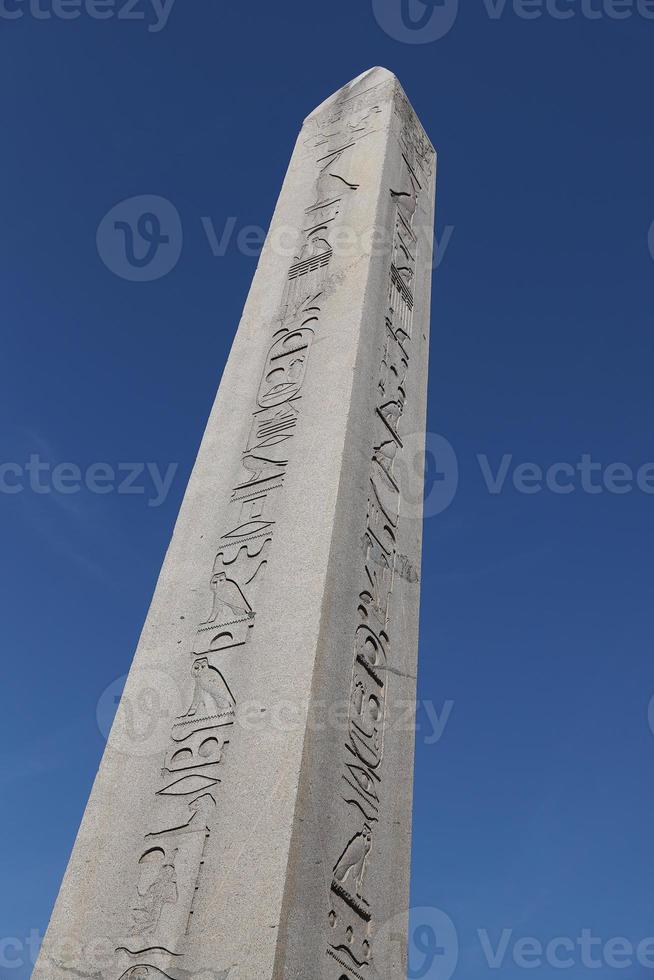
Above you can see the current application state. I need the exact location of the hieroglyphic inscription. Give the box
[326,95,434,978]
[302,79,391,152]
[394,85,435,179]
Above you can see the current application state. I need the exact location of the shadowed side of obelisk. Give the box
[271,70,436,980]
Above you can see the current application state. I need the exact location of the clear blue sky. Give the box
[2,3,654,979]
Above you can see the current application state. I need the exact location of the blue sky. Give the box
[2,3,654,979]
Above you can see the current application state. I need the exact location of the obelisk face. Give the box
[33,68,435,980]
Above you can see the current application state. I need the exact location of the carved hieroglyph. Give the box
[33,68,436,980]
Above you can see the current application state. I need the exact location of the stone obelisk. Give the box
[33,67,436,980]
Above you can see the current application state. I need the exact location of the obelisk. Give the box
[33,67,436,980]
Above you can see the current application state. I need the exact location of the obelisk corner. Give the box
[302,66,400,125]
[301,67,437,174]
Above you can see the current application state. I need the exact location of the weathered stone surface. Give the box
[33,67,436,980]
